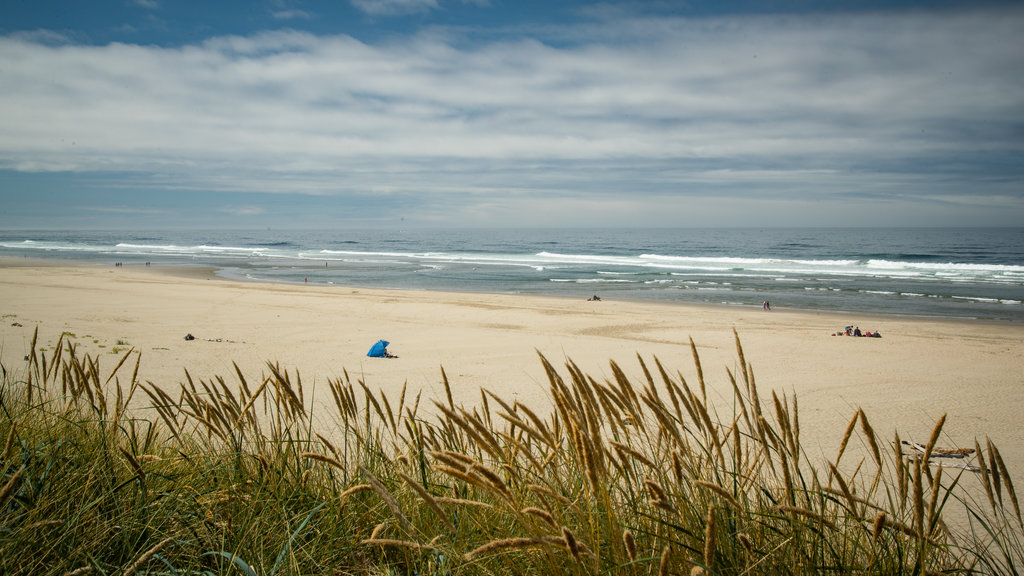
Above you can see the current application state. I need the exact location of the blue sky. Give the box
[1,0,1022,229]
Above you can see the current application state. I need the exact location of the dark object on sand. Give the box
[185,333,195,341]
[587,295,601,301]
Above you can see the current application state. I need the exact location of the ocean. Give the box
[1,227,1022,322]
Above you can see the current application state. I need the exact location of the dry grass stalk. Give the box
[737,532,754,558]
[777,505,839,532]
[64,568,93,576]
[302,452,345,471]
[441,366,454,410]
[896,431,909,507]
[653,499,679,515]
[872,511,887,543]
[435,464,487,491]
[469,461,512,501]
[913,456,925,544]
[697,480,742,510]
[779,445,796,507]
[430,496,489,510]
[24,519,63,531]
[522,507,557,529]
[644,398,686,455]
[464,537,547,560]
[772,391,796,458]
[644,476,667,502]
[704,505,717,569]
[989,440,1021,525]
[755,416,776,476]
[671,450,685,485]
[926,465,943,536]
[362,538,435,550]
[513,402,555,449]
[398,470,454,531]
[733,328,749,392]
[623,529,638,562]
[859,410,882,467]
[791,393,800,453]
[562,526,581,560]
[689,337,706,403]
[570,423,602,495]
[120,448,147,494]
[591,383,626,439]
[986,439,1004,509]
[611,363,643,424]
[435,403,501,463]
[359,381,386,428]
[2,423,16,463]
[0,466,26,510]
[878,514,941,547]
[230,368,271,429]
[835,411,859,465]
[360,465,418,540]
[122,536,175,576]
[828,463,860,517]
[725,370,753,440]
[339,484,373,500]
[498,412,552,450]
[380,390,396,434]
[922,413,947,466]
[659,544,672,576]
[610,440,657,471]
[431,450,475,468]
[461,408,505,461]
[528,484,572,506]
[370,522,387,540]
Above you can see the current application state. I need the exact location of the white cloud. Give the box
[272,10,312,20]
[221,205,268,216]
[350,0,440,16]
[0,6,1022,226]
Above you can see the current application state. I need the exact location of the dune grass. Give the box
[0,327,1021,575]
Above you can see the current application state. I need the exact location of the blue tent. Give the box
[367,340,390,358]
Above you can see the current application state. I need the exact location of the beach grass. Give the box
[0,327,1021,575]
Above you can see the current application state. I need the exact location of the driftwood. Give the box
[900,440,979,472]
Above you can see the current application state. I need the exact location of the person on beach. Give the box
[762,300,771,310]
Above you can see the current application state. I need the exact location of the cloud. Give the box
[0,5,1022,226]
[130,0,160,9]
[272,9,312,20]
[350,0,440,16]
[79,205,170,216]
[220,205,268,216]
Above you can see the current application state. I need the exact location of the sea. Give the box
[1,228,1022,323]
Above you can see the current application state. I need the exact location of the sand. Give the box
[2,259,1023,477]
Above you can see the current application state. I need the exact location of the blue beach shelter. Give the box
[367,340,390,358]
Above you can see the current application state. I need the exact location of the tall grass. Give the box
[0,327,1020,575]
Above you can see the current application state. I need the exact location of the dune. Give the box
[2,259,1022,478]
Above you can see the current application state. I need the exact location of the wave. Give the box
[951,296,1023,305]
[549,278,636,284]
[4,237,1022,292]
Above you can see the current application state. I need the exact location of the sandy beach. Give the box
[2,260,1023,477]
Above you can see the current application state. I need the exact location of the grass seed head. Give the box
[623,529,637,562]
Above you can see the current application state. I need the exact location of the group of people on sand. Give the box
[833,325,881,338]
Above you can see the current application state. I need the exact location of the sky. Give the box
[1,0,1022,229]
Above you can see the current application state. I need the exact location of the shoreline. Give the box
[3,260,1024,479]
[6,256,1015,326]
